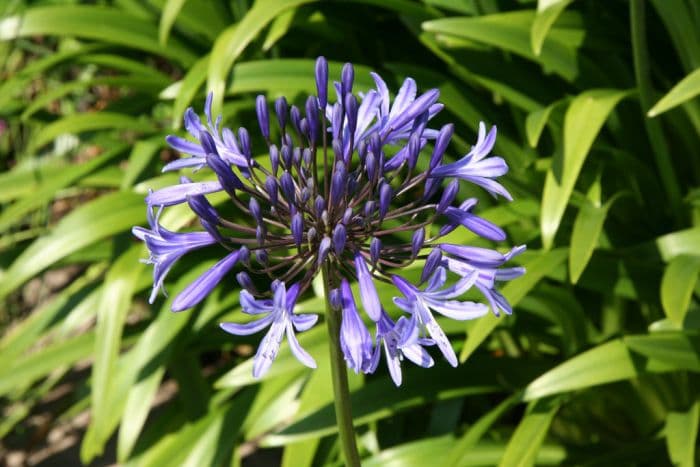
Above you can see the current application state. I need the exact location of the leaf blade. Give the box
[660,255,700,326]
[540,89,629,248]
[648,68,700,117]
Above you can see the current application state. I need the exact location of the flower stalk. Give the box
[322,263,361,467]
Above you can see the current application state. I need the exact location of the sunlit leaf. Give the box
[660,255,700,326]
[665,400,699,467]
[159,0,188,45]
[498,398,561,467]
[207,0,317,114]
[648,68,700,117]
[540,89,629,248]
[0,192,146,300]
[569,188,626,284]
[531,0,574,56]
[447,392,522,465]
[89,247,145,458]
[524,335,699,401]
[423,11,585,80]
[624,332,700,372]
[30,113,156,152]
[0,6,196,65]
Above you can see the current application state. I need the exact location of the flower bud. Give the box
[370,237,381,265]
[420,249,442,284]
[333,224,347,255]
[437,179,459,214]
[411,227,425,257]
[315,56,328,109]
[341,62,354,97]
[317,236,331,265]
[379,183,392,220]
[237,271,258,294]
[265,176,278,206]
[256,95,269,140]
[275,96,288,131]
[292,212,304,247]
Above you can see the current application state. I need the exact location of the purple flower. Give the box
[339,280,379,374]
[368,74,443,143]
[354,252,381,321]
[430,122,512,200]
[146,180,223,207]
[134,56,523,380]
[376,311,434,387]
[442,245,526,317]
[164,93,249,172]
[171,250,243,312]
[392,267,488,367]
[441,198,506,241]
[132,207,217,303]
[220,281,318,378]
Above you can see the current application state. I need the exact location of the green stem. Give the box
[630,0,683,223]
[321,263,361,467]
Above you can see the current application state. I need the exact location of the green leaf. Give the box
[128,393,255,467]
[531,0,574,56]
[121,138,163,189]
[665,400,699,467]
[624,332,700,372]
[0,191,146,301]
[170,54,210,129]
[524,340,636,400]
[447,392,522,466]
[498,398,561,467]
[89,247,144,458]
[206,0,317,114]
[354,0,441,19]
[569,188,623,284]
[422,11,585,81]
[540,89,629,249]
[242,371,306,439]
[78,53,172,81]
[159,0,188,45]
[661,255,700,326]
[115,265,208,462]
[0,332,94,397]
[117,367,165,462]
[0,144,127,232]
[524,336,698,401]
[281,351,332,467]
[363,435,453,467]
[525,102,556,148]
[657,227,700,261]
[30,112,155,152]
[648,68,700,117]
[262,8,296,51]
[229,59,376,95]
[266,357,546,445]
[460,248,568,362]
[0,267,102,362]
[0,43,105,110]
[0,6,196,65]
[21,76,167,121]
[372,441,565,466]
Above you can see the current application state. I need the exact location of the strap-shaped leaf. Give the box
[540,89,629,248]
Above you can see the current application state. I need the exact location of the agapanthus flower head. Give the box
[134,57,525,383]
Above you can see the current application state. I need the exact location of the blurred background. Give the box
[1,0,699,465]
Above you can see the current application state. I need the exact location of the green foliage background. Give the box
[1,0,700,465]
